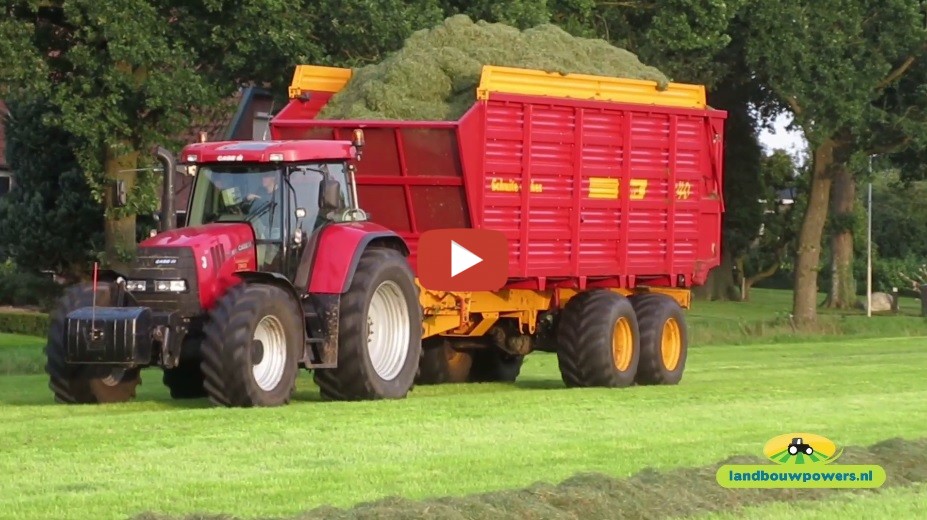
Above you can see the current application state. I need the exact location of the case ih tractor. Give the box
[45,131,425,407]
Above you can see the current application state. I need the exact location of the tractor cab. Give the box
[177,132,367,280]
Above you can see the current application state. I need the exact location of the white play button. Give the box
[450,240,483,277]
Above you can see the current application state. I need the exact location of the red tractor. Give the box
[44,130,424,407]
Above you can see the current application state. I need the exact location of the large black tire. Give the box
[45,283,142,404]
[200,283,302,407]
[314,248,422,401]
[162,365,207,399]
[162,336,208,399]
[555,289,640,388]
[468,347,523,383]
[416,337,474,385]
[630,293,688,385]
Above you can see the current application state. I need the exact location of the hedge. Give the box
[0,311,50,338]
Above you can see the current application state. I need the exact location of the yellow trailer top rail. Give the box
[288,65,353,98]
[476,65,707,109]
[287,63,708,112]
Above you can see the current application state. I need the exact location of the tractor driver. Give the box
[244,170,282,269]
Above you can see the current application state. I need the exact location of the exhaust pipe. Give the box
[155,146,176,231]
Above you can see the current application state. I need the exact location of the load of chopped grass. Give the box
[318,15,670,121]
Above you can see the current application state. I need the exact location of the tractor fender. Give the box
[234,271,306,342]
[306,222,409,295]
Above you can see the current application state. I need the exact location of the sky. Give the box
[757,112,808,162]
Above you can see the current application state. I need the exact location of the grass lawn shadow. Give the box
[513,379,567,391]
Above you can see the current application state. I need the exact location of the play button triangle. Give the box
[450,240,483,277]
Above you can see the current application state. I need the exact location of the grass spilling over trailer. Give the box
[317,14,669,120]
[0,332,925,519]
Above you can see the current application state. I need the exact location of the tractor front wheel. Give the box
[200,283,301,407]
[314,248,422,401]
[45,283,142,404]
[162,335,207,399]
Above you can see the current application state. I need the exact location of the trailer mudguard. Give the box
[305,221,410,294]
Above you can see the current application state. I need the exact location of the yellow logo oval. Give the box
[763,433,842,465]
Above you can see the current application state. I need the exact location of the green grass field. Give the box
[0,289,925,519]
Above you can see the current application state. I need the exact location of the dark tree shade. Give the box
[0,99,103,278]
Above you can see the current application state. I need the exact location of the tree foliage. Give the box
[0,98,103,278]
[738,150,804,299]
[741,0,927,325]
[0,1,345,267]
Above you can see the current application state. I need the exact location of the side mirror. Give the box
[293,207,307,246]
[319,179,342,210]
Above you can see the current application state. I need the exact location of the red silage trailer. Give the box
[271,64,728,388]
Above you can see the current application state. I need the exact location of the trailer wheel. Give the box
[630,293,687,385]
[555,289,640,388]
[468,347,523,383]
[44,283,142,404]
[416,337,473,385]
[314,248,422,401]
[200,283,301,407]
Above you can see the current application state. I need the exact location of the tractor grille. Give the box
[125,246,202,317]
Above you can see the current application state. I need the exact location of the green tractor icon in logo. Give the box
[765,433,840,465]
[788,437,814,456]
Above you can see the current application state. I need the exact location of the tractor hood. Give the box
[138,223,258,309]
[141,222,255,250]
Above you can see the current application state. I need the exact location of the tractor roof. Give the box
[180,139,357,164]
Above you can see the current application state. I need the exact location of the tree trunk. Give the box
[825,164,858,309]
[793,139,835,327]
[692,249,738,301]
[741,250,783,302]
[103,145,139,272]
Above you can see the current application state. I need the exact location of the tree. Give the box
[743,0,927,327]
[737,150,804,300]
[441,0,552,29]
[0,98,103,280]
[0,1,335,270]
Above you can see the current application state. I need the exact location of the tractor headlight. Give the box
[126,280,147,292]
[154,280,187,292]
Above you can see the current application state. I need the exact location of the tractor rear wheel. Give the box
[45,283,142,404]
[314,248,422,401]
[555,289,640,388]
[630,293,688,385]
[416,337,473,385]
[200,283,301,407]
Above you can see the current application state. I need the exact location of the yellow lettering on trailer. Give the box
[490,178,544,193]
[589,177,619,199]
[675,181,693,200]
[588,178,648,200]
[629,179,648,200]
